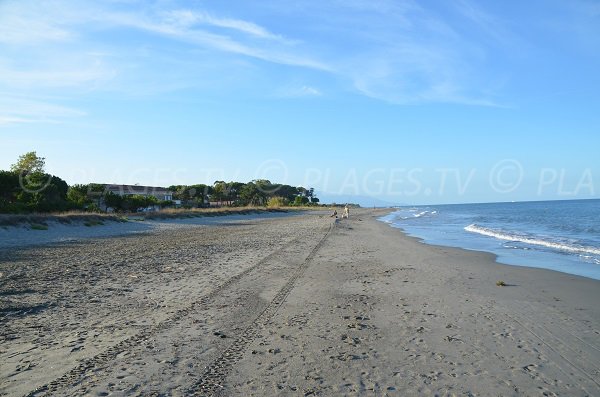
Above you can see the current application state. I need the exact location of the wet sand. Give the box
[1,210,599,396]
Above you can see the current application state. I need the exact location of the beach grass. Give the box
[0,206,329,228]
[0,212,126,227]
[140,206,292,220]
[130,205,335,221]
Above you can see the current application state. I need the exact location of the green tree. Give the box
[212,181,227,205]
[293,196,309,206]
[121,195,150,211]
[67,184,91,208]
[296,186,308,197]
[160,200,174,208]
[189,184,210,206]
[169,184,210,207]
[104,192,123,210]
[1,153,70,213]
[10,151,46,174]
[15,174,69,212]
[88,184,106,193]
[273,184,300,202]
[176,185,193,202]
[240,182,266,206]
[253,179,274,195]
[0,170,21,212]
[226,182,244,204]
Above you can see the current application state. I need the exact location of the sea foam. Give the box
[464,224,600,256]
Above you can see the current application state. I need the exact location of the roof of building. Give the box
[104,184,172,195]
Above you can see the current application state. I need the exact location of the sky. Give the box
[1,0,599,205]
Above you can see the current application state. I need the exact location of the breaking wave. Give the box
[465,224,600,256]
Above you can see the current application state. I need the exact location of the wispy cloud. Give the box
[101,10,331,72]
[0,0,518,114]
[0,1,78,45]
[300,86,322,96]
[0,16,72,44]
[0,116,37,125]
[0,58,116,89]
[277,84,323,98]
[0,0,333,124]
[0,95,86,126]
[452,0,517,47]
[164,9,290,42]
[331,2,503,106]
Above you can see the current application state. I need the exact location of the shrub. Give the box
[1,171,69,213]
[293,196,309,206]
[496,280,507,287]
[87,203,102,213]
[267,196,289,208]
[160,200,174,208]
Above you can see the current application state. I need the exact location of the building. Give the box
[100,184,173,212]
[104,184,173,201]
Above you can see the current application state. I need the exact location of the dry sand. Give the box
[1,210,599,396]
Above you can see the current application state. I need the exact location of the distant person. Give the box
[342,205,349,219]
[330,209,338,218]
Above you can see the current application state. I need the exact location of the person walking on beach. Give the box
[342,205,349,219]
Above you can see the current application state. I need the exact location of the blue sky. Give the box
[1,0,599,205]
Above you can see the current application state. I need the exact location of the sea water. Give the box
[379,199,600,280]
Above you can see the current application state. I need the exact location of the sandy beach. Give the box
[1,210,599,396]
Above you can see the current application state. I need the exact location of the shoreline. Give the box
[374,209,600,294]
[383,218,600,283]
[378,210,600,282]
[227,210,600,395]
[1,209,599,396]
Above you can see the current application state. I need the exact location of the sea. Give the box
[379,199,600,280]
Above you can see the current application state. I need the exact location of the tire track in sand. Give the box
[186,222,335,396]
[23,223,328,397]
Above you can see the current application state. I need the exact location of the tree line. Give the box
[168,180,317,208]
[0,152,320,214]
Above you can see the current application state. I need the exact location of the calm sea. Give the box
[379,199,600,280]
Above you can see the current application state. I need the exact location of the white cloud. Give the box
[101,10,332,72]
[0,96,86,126]
[164,9,289,42]
[0,1,334,124]
[0,0,509,111]
[0,16,72,44]
[0,1,79,45]
[278,85,323,98]
[300,86,322,96]
[0,60,116,89]
[0,116,37,125]
[339,12,494,105]
[256,1,500,105]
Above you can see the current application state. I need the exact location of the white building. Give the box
[103,184,173,201]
